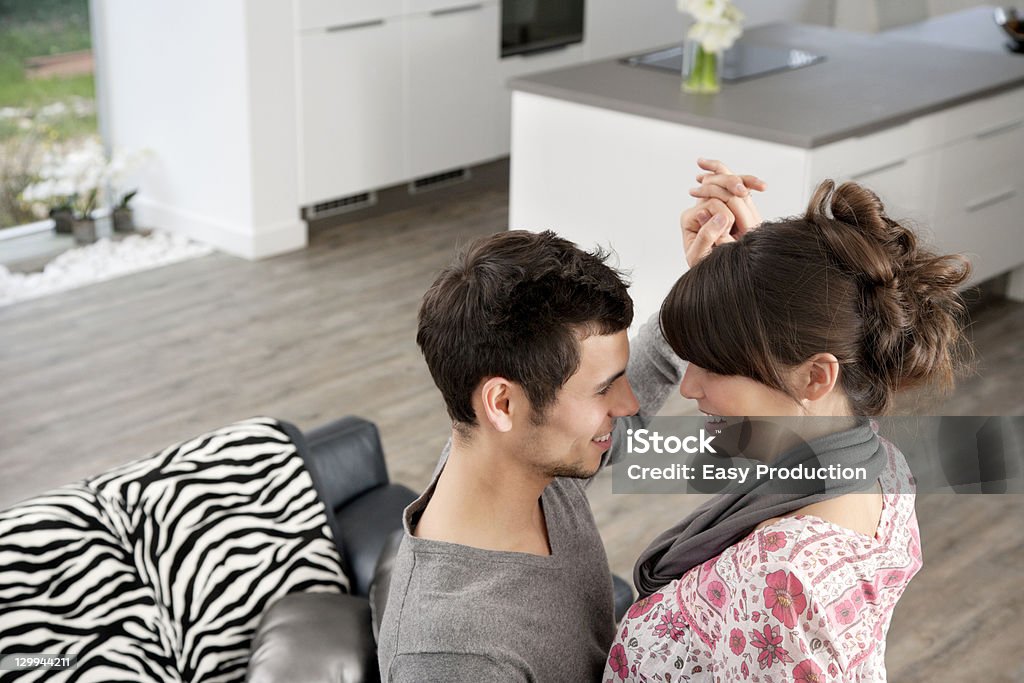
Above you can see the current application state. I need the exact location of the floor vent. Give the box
[409,168,471,194]
[305,191,377,219]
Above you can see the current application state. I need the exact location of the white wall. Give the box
[735,0,834,28]
[834,0,990,32]
[93,0,304,259]
[243,3,304,258]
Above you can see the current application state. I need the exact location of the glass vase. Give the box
[682,41,722,94]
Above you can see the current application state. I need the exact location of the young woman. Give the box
[604,161,971,681]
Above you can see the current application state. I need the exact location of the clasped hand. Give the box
[682,158,766,268]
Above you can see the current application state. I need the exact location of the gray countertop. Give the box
[883,5,1016,54]
[509,9,1024,148]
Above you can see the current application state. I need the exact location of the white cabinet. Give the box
[923,119,1024,282]
[297,0,503,205]
[298,19,407,205]
[405,2,503,177]
[295,0,699,208]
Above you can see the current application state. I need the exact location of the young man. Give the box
[376,229,686,681]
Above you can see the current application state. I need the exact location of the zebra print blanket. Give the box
[0,417,349,682]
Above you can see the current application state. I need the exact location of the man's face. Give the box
[519,331,639,479]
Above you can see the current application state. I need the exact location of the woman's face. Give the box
[679,363,803,419]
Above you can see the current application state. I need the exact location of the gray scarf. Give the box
[633,418,886,598]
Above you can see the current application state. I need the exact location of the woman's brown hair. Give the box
[661,180,972,416]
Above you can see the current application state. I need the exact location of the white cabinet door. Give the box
[298,20,407,205]
[296,0,403,31]
[405,2,503,178]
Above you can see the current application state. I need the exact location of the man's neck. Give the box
[414,431,553,556]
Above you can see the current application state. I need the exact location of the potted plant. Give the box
[112,189,137,233]
[21,140,151,243]
[63,140,105,244]
[21,138,106,243]
[70,187,100,244]
[21,179,75,234]
[47,198,75,234]
[106,148,151,234]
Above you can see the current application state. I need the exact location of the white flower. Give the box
[678,0,744,52]
[20,179,51,203]
[19,138,153,214]
[688,19,744,52]
[679,0,729,23]
[722,3,745,24]
[104,147,153,186]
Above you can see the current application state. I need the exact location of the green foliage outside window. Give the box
[0,0,96,228]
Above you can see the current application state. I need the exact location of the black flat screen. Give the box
[502,0,585,57]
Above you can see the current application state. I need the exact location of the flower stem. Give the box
[683,44,721,94]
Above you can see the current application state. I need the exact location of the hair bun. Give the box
[806,179,972,400]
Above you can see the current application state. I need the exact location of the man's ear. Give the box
[478,377,516,432]
[798,353,841,403]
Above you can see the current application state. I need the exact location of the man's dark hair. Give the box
[416,230,633,430]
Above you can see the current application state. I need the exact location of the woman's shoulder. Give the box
[727,514,874,573]
[712,506,916,605]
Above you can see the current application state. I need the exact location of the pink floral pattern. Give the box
[794,658,824,682]
[706,580,727,608]
[627,591,664,619]
[607,643,629,680]
[833,600,857,626]
[652,609,688,641]
[750,623,793,669]
[728,628,745,656]
[762,531,787,552]
[602,442,923,682]
[763,570,807,628]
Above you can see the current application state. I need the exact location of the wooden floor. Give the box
[2,166,1022,680]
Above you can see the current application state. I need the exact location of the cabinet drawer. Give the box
[843,156,925,215]
[296,0,403,31]
[926,118,1023,218]
[928,185,1023,285]
[839,154,930,224]
[808,119,929,187]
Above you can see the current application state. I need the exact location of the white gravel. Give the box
[0,230,214,307]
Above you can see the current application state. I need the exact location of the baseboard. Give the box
[134,199,307,260]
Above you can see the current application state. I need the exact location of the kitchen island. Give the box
[509,7,1024,326]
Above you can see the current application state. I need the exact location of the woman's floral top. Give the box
[605,441,922,682]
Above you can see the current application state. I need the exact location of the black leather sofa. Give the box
[248,416,636,683]
[247,417,417,683]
